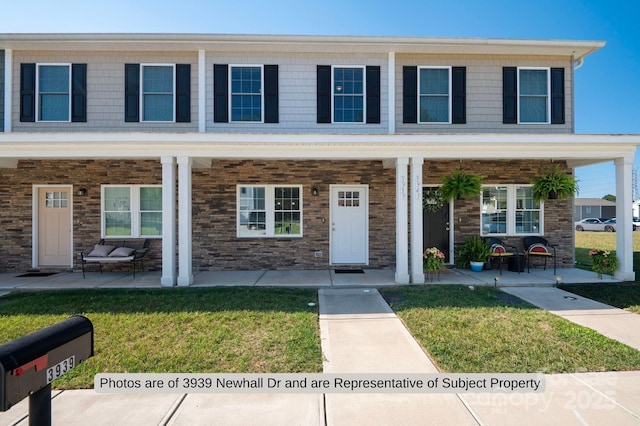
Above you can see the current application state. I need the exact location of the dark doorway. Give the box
[423,187,450,262]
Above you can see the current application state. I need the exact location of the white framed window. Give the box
[102,185,162,238]
[37,64,71,122]
[230,65,263,122]
[418,67,451,123]
[237,185,302,238]
[333,66,365,123]
[518,67,550,124]
[141,64,175,122]
[481,185,542,236]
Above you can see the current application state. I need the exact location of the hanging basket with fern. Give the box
[440,170,482,201]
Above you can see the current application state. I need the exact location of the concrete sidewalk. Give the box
[2,287,640,425]
[503,286,640,351]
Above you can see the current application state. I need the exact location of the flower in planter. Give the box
[423,247,445,273]
[588,249,618,278]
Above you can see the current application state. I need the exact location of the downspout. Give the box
[573,57,584,70]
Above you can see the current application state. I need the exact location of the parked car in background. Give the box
[575,218,609,231]
[575,218,636,232]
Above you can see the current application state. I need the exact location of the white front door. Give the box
[37,187,72,267]
[330,185,368,264]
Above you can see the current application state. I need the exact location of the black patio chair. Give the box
[482,237,520,275]
[523,236,557,274]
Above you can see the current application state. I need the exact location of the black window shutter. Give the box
[366,66,380,124]
[20,63,36,122]
[124,64,140,122]
[71,63,87,123]
[316,65,331,123]
[503,67,517,124]
[452,67,466,124]
[264,65,279,123]
[403,66,417,123]
[550,67,565,124]
[175,64,191,123]
[214,64,228,123]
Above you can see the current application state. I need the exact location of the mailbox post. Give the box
[0,315,94,425]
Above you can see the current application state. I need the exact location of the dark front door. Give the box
[423,187,450,262]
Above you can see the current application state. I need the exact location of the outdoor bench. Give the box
[79,239,150,278]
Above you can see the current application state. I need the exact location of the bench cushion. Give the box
[83,256,135,263]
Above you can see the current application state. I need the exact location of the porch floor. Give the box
[0,266,619,295]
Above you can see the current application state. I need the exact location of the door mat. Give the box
[16,272,57,277]
[334,269,365,274]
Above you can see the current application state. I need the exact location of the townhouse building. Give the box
[0,33,637,285]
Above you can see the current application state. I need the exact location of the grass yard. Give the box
[0,288,322,389]
[570,231,640,313]
[381,286,640,373]
[573,231,640,273]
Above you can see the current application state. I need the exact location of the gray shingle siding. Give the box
[8,50,572,134]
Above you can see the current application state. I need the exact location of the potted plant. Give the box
[440,170,482,201]
[455,236,491,271]
[423,247,445,273]
[532,165,579,202]
[589,248,618,279]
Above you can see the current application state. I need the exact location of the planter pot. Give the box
[470,261,484,272]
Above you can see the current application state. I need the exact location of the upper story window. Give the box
[102,185,162,238]
[403,66,466,124]
[214,64,279,124]
[20,63,87,123]
[503,67,564,125]
[230,65,263,122]
[419,67,451,123]
[481,185,542,236]
[317,65,380,124]
[333,67,364,123]
[124,63,190,123]
[38,64,70,121]
[237,185,302,238]
[518,68,549,123]
[141,65,174,122]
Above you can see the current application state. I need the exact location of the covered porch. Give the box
[0,132,637,285]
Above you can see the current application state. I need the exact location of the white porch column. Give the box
[161,156,176,286]
[615,156,636,281]
[3,49,12,132]
[410,157,424,284]
[177,156,193,286]
[395,157,409,283]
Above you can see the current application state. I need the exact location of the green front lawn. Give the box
[0,288,322,389]
[382,286,640,373]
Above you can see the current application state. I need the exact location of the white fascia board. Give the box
[0,34,605,61]
[0,133,637,164]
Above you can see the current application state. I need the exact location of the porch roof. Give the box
[0,132,637,168]
[0,33,604,61]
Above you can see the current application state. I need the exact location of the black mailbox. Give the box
[0,315,93,413]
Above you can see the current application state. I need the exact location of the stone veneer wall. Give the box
[423,159,574,268]
[192,160,397,270]
[0,160,163,272]
[0,158,574,273]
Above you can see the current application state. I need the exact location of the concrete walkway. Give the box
[319,288,477,425]
[2,283,640,424]
[503,286,640,352]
